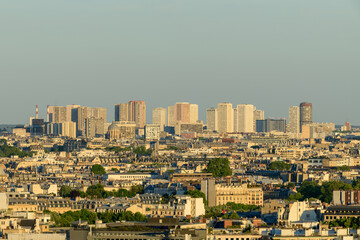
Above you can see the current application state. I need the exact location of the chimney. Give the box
[36,105,39,119]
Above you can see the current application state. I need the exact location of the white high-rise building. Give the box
[217,103,233,133]
[288,106,300,135]
[236,104,255,133]
[152,108,167,131]
[206,108,218,132]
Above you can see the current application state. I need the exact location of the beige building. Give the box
[190,104,199,123]
[92,107,107,123]
[114,103,129,122]
[167,105,175,126]
[129,100,146,129]
[301,123,335,139]
[288,106,300,136]
[65,104,80,122]
[48,106,66,123]
[236,104,255,133]
[59,121,76,138]
[253,109,265,132]
[215,183,263,206]
[206,108,218,132]
[85,117,105,138]
[217,103,233,133]
[152,107,167,130]
[106,121,136,140]
[71,106,92,137]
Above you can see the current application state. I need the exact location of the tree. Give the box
[268,161,291,171]
[69,190,81,199]
[205,158,232,177]
[186,190,208,206]
[86,184,106,198]
[59,186,72,198]
[91,164,106,175]
[228,212,240,219]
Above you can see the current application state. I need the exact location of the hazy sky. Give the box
[1,0,360,125]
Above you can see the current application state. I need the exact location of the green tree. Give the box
[91,164,106,175]
[268,161,291,171]
[205,158,232,177]
[186,190,208,206]
[59,185,72,198]
[86,184,106,198]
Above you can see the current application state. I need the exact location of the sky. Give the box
[1,0,360,125]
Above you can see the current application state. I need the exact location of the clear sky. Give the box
[1,0,360,124]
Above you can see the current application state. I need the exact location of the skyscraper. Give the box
[253,109,265,131]
[92,108,107,123]
[128,100,146,129]
[217,103,233,133]
[206,108,218,132]
[152,107,167,131]
[288,106,300,135]
[175,102,191,123]
[236,104,255,133]
[190,104,199,123]
[48,106,66,123]
[233,108,238,132]
[66,104,80,122]
[71,106,92,137]
[115,103,129,122]
[167,106,175,126]
[300,102,312,131]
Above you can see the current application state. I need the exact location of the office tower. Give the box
[92,107,107,123]
[48,106,66,123]
[288,106,300,135]
[152,107,167,131]
[128,100,146,129]
[253,109,264,131]
[175,102,191,123]
[300,102,312,131]
[190,104,199,123]
[71,106,92,137]
[167,106,175,126]
[31,119,45,136]
[256,119,286,133]
[59,121,76,138]
[236,104,255,133]
[115,103,129,122]
[85,117,105,138]
[66,104,80,122]
[217,103,233,133]
[206,108,218,132]
[233,108,238,132]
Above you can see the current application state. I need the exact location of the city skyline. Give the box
[4,100,354,126]
[1,0,360,125]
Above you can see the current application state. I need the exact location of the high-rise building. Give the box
[168,102,198,126]
[206,108,218,132]
[128,100,146,129]
[167,106,175,127]
[59,121,76,138]
[236,104,255,133]
[253,109,265,131]
[256,119,286,133]
[217,103,233,133]
[288,106,300,135]
[300,102,312,131]
[190,104,199,123]
[71,106,92,137]
[85,117,105,138]
[175,102,191,123]
[233,108,238,132]
[92,108,107,123]
[152,108,167,131]
[66,104,80,122]
[48,106,66,123]
[115,103,129,122]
